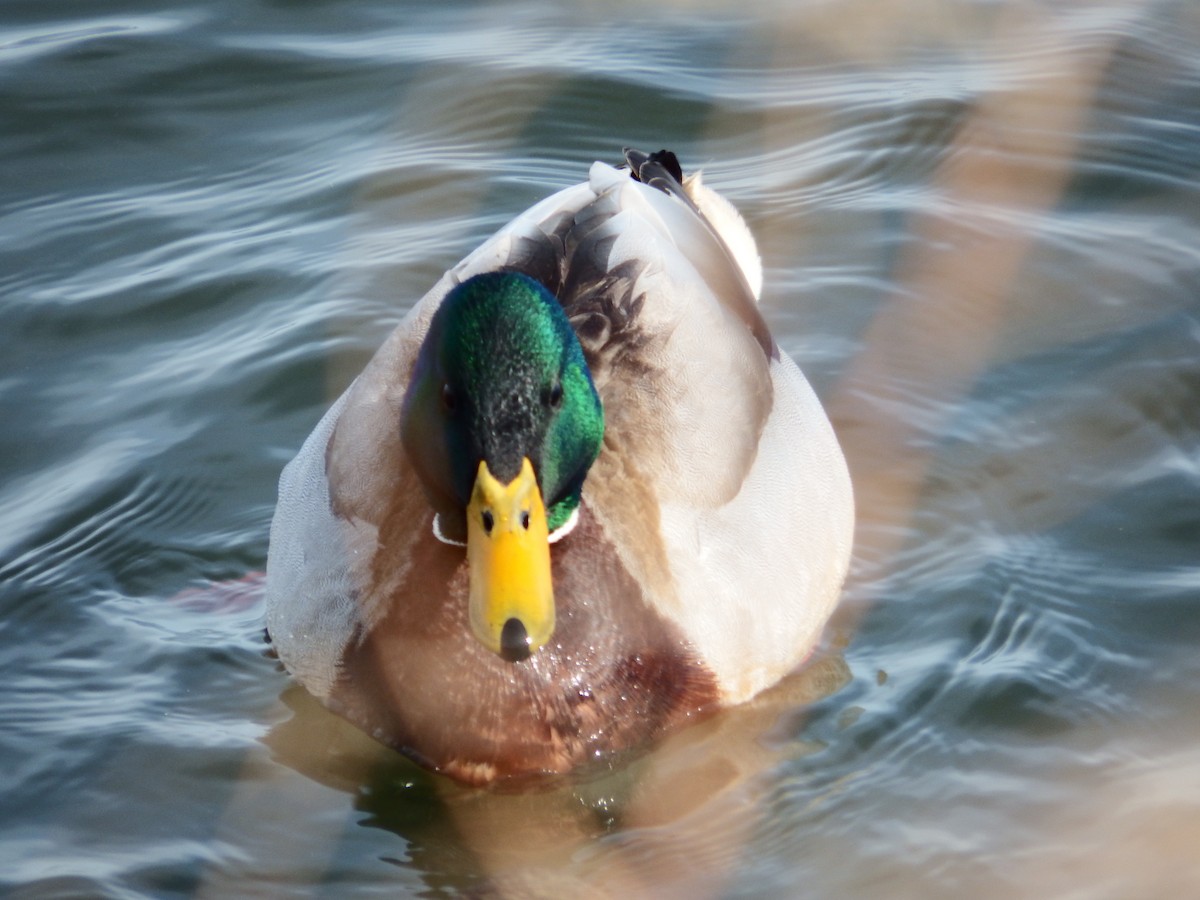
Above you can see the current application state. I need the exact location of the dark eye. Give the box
[481,510,494,534]
[441,382,456,411]
[545,381,563,410]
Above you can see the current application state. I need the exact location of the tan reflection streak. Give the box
[827,6,1114,586]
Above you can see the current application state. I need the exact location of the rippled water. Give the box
[3,0,1200,896]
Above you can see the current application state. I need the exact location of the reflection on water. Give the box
[2,0,1200,896]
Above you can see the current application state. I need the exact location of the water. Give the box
[3,0,1200,896]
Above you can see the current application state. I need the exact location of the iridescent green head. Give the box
[400,271,604,661]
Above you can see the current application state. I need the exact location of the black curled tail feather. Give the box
[625,148,683,185]
[623,148,700,215]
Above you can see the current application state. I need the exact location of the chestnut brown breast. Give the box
[329,505,720,785]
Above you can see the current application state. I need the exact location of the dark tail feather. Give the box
[623,147,700,213]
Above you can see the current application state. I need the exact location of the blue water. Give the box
[3,1,1200,896]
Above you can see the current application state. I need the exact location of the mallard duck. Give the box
[265,149,854,785]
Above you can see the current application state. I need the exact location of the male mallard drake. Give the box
[266,149,853,785]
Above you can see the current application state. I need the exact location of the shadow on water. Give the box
[239,655,852,898]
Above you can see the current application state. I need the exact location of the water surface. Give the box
[3,0,1200,896]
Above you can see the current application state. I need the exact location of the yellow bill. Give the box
[467,457,554,661]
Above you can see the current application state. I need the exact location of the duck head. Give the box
[400,271,604,663]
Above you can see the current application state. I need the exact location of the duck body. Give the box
[265,150,854,785]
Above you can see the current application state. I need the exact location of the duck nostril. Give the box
[520,510,530,530]
[499,617,531,662]
[481,509,494,534]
